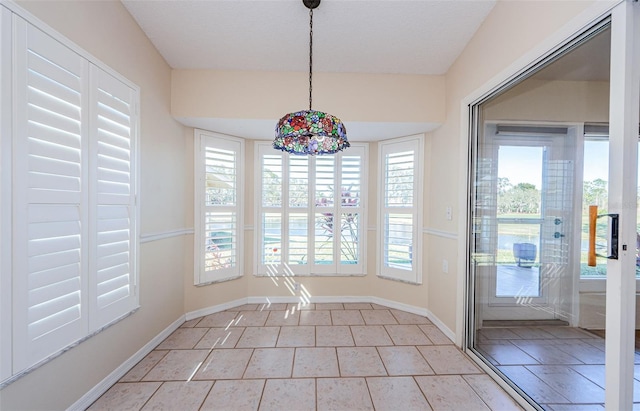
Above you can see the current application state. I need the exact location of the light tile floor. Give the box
[88,303,523,410]
[477,326,640,410]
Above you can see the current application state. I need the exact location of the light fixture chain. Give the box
[309,7,313,111]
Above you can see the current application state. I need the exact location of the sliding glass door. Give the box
[467,3,640,409]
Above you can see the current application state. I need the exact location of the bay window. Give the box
[256,142,367,276]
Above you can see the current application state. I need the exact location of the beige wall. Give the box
[484,79,610,123]
[428,0,601,332]
[1,1,188,410]
[172,70,446,124]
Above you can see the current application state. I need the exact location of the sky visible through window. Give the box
[498,146,543,189]
[498,141,638,189]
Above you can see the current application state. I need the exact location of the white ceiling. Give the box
[122,0,497,75]
[122,0,498,140]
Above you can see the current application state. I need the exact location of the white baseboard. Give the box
[246,295,372,305]
[370,296,456,342]
[66,315,185,411]
[185,298,249,321]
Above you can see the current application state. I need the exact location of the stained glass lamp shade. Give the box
[274,110,349,155]
[273,0,349,156]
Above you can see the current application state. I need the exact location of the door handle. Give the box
[554,232,565,238]
[588,206,597,266]
[587,205,619,267]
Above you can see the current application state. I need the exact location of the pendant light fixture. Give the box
[273,0,349,156]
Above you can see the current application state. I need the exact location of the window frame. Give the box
[377,134,424,284]
[254,141,368,277]
[193,129,244,285]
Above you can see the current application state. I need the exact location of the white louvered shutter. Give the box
[313,155,335,271]
[379,136,422,284]
[339,148,364,273]
[196,132,243,284]
[256,143,366,276]
[260,151,283,269]
[12,17,88,371]
[88,66,138,330]
[288,156,308,267]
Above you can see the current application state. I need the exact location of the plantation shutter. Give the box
[313,155,336,272]
[12,17,88,371]
[260,152,283,268]
[88,66,138,330]
[288,156,309,267]
[256,142,366,276]
[379,136,422,284]
[339,149,364,272]
[9,15,139,374]
[196,132,243,284]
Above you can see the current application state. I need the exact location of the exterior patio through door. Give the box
[477,124,576,323]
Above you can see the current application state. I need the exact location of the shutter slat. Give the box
[28,303,81,341]
[98,153,130,173]
[29,171,80,193]
[97,252,129,271]
[98,180,130,196]
[97,215,129,233]
[97,227,129,245]
[97,102,129,129]
[97,87,130,115]
[27,121,80,150]
[27,68,81,107]
[28,220,81,242]
[26,27,83,84]
[28,235,80,257]
[28,189,82,205]
[28,289,80,328]
[28,204,79,223]
[26,49,82,97]
[97,128,130,151]
[97,115,130,139]
[98,141,130,163]
[28,138,80,166]
[28,248,81,274]
[28,263,80,291]
[28,277,80,311]
[97,167,130,184]
[97,204,129,219]
[97,240,129,258]
[97,282,130,309]
[27,105,81,137]
[97,264,129,286]
[28,152,81,177]
[27,86,80,122]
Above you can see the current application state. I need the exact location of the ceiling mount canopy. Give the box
[273,0,349,156]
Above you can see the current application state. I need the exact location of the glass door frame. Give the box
[604,2,639,409]
[461,2,640,410]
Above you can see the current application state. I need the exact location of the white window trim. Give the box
[193,129,244,285]
[254,141,368,277]
[377,134,424,284]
